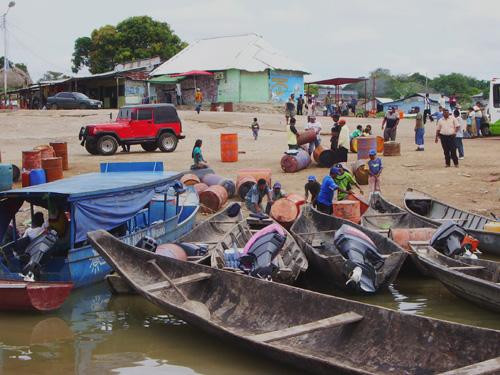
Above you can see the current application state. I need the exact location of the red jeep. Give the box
[79,104,185,155]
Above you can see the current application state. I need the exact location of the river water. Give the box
[1,273,499,375]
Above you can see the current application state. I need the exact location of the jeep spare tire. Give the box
[141,142,158,152]
[97,135,118,155]
[158,133,178,153]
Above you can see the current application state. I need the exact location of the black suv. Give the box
[47,92,102,109]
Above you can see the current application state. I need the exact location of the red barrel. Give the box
[270,198,299,228]
[34,145,55,160]
[49,142,69,170]
[22,150,42,170]
[180,174,201,186]
[333,200,361,224]
[357,136,377,160]
[199,185,228,214]
[41,157,63,182]
[223,102,234,112]
[21,170,30,187]
[280,149,311,173]
[296,130,317,146]
[389,228,436,250]
[202,173,224,186]
[236,168,271,187]
[156,243,188,261]
[220,133,238,162]
[193,182,208,195]
[286,193,306,209]
[347,193,369,215]
[236,176,256,200]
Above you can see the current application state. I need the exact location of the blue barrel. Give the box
[219,178,236,198]
[0,164,13,191]
[280,149,311,173]
[29,169,47,186]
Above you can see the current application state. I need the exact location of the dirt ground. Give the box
[0,108,499,217]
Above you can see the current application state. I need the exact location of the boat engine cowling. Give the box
[333,225,385,293]
[239,230,286,279]
[430,220,466,257]
[22,230,59,278]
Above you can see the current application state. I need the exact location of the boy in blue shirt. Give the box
[316,167,351,215]
[367,149,382,193]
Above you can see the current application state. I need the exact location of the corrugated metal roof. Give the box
[375,97,394,104]
[150,33,309,76]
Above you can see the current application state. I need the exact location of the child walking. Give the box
[367,149,383,193]
[251,117,260,140]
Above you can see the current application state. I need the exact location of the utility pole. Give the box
[3,1,15,106]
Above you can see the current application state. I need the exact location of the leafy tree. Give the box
[39,71,70,82]
[72,16,187,74]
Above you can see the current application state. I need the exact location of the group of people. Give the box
[324,91,358,117]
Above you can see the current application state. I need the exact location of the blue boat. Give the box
[0,162,199,288]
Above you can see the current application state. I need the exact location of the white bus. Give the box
[488,78,500,135]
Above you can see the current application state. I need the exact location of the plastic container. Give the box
[193,182,209,196]
[333,200,361,224]
[389,228,436,250]
[357,136,377,160]
[270,198,299,228]
[219,178,236,198]
[220,133,238,162]
[22,150,42,170]
[0,164,13,191]
[383,141,401,156]
[296,130,317,146]
[199,185,228,214]
[41,157,63,182]
[236,168,272,187]
[202,173,224,186]
[49,142,69,170]
[180,174,201,186]
[280,149,311,173]
[484,222,500,233]
[29,169,47,186]
[236,176,256,200]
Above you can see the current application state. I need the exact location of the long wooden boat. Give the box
[404,188,500,255]
[290,205,407,293]
[89,229,500,375]
[411,242,500,312]
[0,279,73,312]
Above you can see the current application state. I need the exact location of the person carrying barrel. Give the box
[381,106,400,141]
[245,179,273,214]
[305,116,322,154]
[332,165,364,200]
[304,176,321,206]
[367,149,383,192]
[266,182,286,214]
[191,139,208,169]
[316,168,351,215]
[286,117,299,150]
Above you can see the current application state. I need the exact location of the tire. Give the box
[79,103,88,110]
[97,135,118,156]
[157,133,178,152]
[85,140,99,155]
[141,142,158,152]
[50,103,58,110]
[11,164,20,182]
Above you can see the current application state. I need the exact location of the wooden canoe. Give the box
[0,279,73,312]
[404,188,500,255]
[411,243,500,312]
[290,205,407,293]
[88,229,500,375]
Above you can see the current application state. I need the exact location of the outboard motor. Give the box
[177,242,208,257]
[22,230,59,278]
[333,225,385,293]
[135,236,158,252]
[430,220,467,257]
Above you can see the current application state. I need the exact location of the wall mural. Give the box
[269,70,304,103]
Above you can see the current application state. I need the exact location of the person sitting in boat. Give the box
[23,212,47,241]
[191,139,208,170]
[332,164,364,200]
[245,179,273,214]
[266,182,286,214]
[48,208,70,254]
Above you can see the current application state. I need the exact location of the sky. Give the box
[3,0,500,81]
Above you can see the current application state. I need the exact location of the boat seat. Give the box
[449,266,485,270]
[248,311,363,343]
[145,272,211,292]
[437,356,500,375]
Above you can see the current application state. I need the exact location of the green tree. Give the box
[72,16,187,74]
[39,71,70,82]
[430,73,489,102]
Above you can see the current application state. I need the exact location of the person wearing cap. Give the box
[245,178,273,214]
[304,175,321,206]
[381,106,400,141]
[316,168,350,215]
[332,164,363,200]
[367,149,383,192]
[194,88,203,114]
[266,182,286,214]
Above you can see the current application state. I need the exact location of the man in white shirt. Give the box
[23,212,47,241]
[334,119,350,162]
[439,94,446,109]
[305,116,322,154]
[435,109,460,167]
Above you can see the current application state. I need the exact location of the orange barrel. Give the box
[21,170,30,187]
[236,176,256,200]
[317,149,336,168]
[199,185,228,214]
[333,200,361,224]
[399,111,404,119]
[220,133,238,162]
[201,173,224,186]
[347,193,369,215]
[270,198,299,229]
[376,136,384,153]
[34,145,55,159]
[296,129,317,146]
[49,142,69,170]
[236,168,271,187]
[223,102,234,112]
[180,174,201,186]
[219,178,236,198]
[313,145,324,163]
[155,243,188,261]
[356,136,377,160]
[350,138,358,152]
[280,149,311,173]
[22,150,42,170]
[350,160,369,185]
[389,228,436,250]
[383,141,401,156]
[286,193,306,209]
[193,182,208,195]
[41,157,63,182]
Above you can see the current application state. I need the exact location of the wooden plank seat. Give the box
[145,272,211,292]
[438,356,500,375]
[248,312,363,343]
[449,266,485,271]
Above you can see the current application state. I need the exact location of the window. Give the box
[58,92,73,98]
[493,84,500,108]
[74,92,89,100]
[117,108,132,120]
[153,106,178,123]
[137,108,152,121]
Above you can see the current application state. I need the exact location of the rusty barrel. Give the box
[22,150,42,170]
[219,178,236,198]
[193,182,208,195]
[202,173,224,186]
[376,136,384,153]
[270,198,299,229]
[155,243,188,261]
[350,160,369,185]
[49,142,69,170]
[357,136,377,160]
[236,176,256,200]
[236,168,271,187]
[347,193,369,215]
[313,145,324,163]
[280,149,311,173]
[41,157,63,182]
[181,174,201,186]
[286,193,306,209]
[223,102,233,112]
[333,200,361,224]
[21,170,30,187]
[199,185,228,214]
[220,133,238,162]
[296,129,317,146]
[383,141,401,156]
[389,228,436,250]
[34,145,55,159]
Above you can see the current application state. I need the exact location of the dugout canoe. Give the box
[411,242,500,313]
[404,188,500,255]
[88,229,500,375]
[290,205,407,293]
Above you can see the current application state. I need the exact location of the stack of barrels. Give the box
[21,142,68,187]
[199,173,235,213]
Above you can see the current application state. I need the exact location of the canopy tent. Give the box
[305,77,370,112]
[170,70,214,77]
[148,75,184,84]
